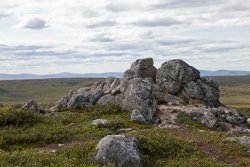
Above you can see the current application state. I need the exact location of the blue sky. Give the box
[0,0,250,74]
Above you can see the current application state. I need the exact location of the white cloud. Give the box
[0,0,250,74]
[16,14,48,29]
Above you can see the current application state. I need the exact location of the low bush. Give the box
[96,120,124,131]
[176,112,209,130]
[0,109,44,127]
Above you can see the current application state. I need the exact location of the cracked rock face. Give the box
[95,135,143,167]
[158,105,248,132]
[156,59,200,95]
[156,59,220,107]
[123,78,157,123]
[120,58,157,93]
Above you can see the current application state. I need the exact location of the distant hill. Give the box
[0,72,123,80]
[1,70,250,80]
[200,70,250,76]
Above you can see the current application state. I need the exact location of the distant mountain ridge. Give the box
[200,70,250,76]
[0,72,123,80]
[0,70,250,80]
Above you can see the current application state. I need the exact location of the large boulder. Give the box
[123,78,157,123]
[156,59,200,94]
[120,58,157,93]
[95,135,143,167]
[183,77,220,107]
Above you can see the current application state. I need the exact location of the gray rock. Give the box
[225,136,250,146]
[103,77,116,94]
[123,78,157,123]
[199,77,220,107]
[154,92,184,105]
[120,58,157,93]
[156,59,200,95]
[118,128,134,133]
[89,90,105,105]
[21,100,39,111]
[183,77,220,107]
[131,109,146,122]
[130,58,157,82]
[97,94,123,106]
[182,106,247,131]
[95,135,143,167]
[211,107,248,125]
[183,81,204,100]
[67,94,89,109]
[91,119,108,126]
[109,78,121,95]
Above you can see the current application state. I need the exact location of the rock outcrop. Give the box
[95,135,143,167]
[158,105,248,131]
[49,57,248,132]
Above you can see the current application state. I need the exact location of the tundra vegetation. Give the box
[0,59,250,167]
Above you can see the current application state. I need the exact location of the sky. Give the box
[0,0,250,74]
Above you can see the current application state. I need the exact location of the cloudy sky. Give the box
[1,0,250,74]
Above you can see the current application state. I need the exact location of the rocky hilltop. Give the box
[22,58,249,167]
[44,58,247,132]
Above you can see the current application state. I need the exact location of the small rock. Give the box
[21,100,45,112]
[130,110,146,122]
[58,144,65,147]
[91,119,108,126]
[118,128,134,133]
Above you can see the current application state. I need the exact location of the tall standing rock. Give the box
[123,78,157,122]
[156,59,200,94]
[120,58,157,93]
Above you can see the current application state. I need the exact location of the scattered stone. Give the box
[123,78,157,123]
[21,100,47,113]
[118,128,134,133]
[91,119,108,126]
[95,135,143,167]
[58,144,65,147]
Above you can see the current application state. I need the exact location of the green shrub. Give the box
[96,120,124,131]
[0,109,44,127]
[176,112,209,130]
[235,107,250,117]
